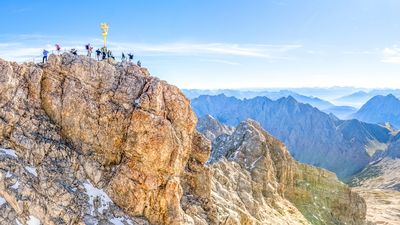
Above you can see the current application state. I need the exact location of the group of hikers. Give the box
[42,43,141,67]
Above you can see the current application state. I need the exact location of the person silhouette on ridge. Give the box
[96,49,101,61]
[42,49,49,63]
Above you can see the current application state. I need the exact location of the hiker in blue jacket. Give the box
[42,49,49,63]
[96,49,101,61]
[128,53,134,62]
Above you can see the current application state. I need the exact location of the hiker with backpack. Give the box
[85,44,93,57]
[137,60,141,67]
[121,52,126,61]
[128,53,134,62]
[102,49,107,60]
[42,49,49,63]
[96,49,101,61]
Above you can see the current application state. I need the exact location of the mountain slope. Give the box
[203,120,366,225]
[354,94,400,128]
[192,94,392,179]
[349,133,400,191]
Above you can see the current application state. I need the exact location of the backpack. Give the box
[85,44,89,50]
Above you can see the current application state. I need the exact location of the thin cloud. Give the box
[381,46,400,64]
[105,41,302,59]
[0,34,303,62]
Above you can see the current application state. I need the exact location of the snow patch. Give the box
[11,181,20,189]
[16,219,23,225]
[83,181,112,214]
[0,196,6,206]
[27,216,41,225]
[25,166,38,177]
[0,148,18,158]
[250,156,263,169]
[110,217,133,225]
[6,171,12,178]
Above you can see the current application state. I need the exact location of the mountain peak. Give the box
[354,94,400,128]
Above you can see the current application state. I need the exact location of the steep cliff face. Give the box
[195,120,366,225]
[0,54,366,225]
[0,53,203,225]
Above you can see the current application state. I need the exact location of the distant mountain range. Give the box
[334,90,400,108]
[191,94,394,179]
[353,94,400,129]
[184,89,357,119]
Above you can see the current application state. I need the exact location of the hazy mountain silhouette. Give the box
[354,94,400,128]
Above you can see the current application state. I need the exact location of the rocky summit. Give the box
[0,54,366,225]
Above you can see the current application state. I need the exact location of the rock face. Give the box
[196,115,234,141]
[0,54,367,225]
[354,94,400,128]
[201,120,366,225]
[191,94,392,179]
[0,53,202,225]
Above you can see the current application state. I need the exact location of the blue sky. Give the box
[1,0,400,89]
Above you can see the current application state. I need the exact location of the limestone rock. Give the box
[0,53,200,225]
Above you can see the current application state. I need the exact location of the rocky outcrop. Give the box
[0,53,203,225]
[196,115,234,141]
[0,54,367,225]
[197,120,366,225]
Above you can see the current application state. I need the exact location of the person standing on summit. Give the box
[128,53,134,62]
[96,49,101,61]
[55,44,61,55]
[86,43,93,57]
[42,49,49,63]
